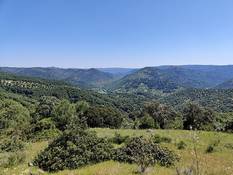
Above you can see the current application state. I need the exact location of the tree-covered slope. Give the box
[110,65,233,92]
[161,88,233,112]
[0,67,114,88]
[110,67,212,92]
[215,79,233,89]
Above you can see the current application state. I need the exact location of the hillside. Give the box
[0,71,151,114]
[0,67,114,88]
[98,68,137,77]
[161,88,233,112]
[110,65,233,93]
[3,65,233,92]
[110,67,211,92]
[1,71,233,175]
[216,79,233,89]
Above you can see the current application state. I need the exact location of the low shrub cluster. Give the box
[112,137,179,172]
[0,151,26,168]
[224,143,233,150]
[152,134,172,143]
[109,132,129,145]
[0,137,25,152]
[33,130,113,172]
[176,141,187,150]
[206,139,220,153]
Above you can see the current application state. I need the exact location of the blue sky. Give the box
[1,0,233,68]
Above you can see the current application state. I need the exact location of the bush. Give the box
[0,99,30,134]
[34,130,113,172]
[52,99,76,131]
[112,137,179,173]
[206,144,215,153]
[109,132,129,145]
[138,114,155,129]
[32,129,61,141]
[152,134,172,143]
[224,143,233,150]
[182,102,216,131]
[0,136,25,152]
[0,151,26,168]
[206,139,220,153]
[177,141,187,150]
[29,118,61,141]
[85,106,123,128]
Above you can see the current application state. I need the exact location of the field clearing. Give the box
[1,128,233,175]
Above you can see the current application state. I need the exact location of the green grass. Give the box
[1,129,233,175]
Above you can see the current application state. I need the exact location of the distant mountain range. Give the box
[0,67,115,88]
[110,65,233,92]
[1,65,233,91]
[216,79,233,89]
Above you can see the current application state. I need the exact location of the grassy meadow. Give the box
[1,128,233,175]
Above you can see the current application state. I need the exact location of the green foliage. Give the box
[52,99,76,131]
[224,143,233,150]
[206,144,215,153]
[0,136,25,152]
[0,151,26,168]
[85,105,123,128]
[34,130,113,172]
[143,101,183,129]
[112,136,179,172]
[152,134,172,143]
[29,118,61,140]
[34,96,59,121]
[138,114,155,129]
[182,102,216,130]
[109,132,129,145]
[177,141,187,150]
[0,99,30,135]
[206,140,220,153]
[162,88,233,113]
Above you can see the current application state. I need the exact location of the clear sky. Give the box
[1,0,233,68]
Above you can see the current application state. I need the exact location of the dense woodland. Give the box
[1,67,233,174]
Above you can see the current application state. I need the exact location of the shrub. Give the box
[52,99,76,131]
[85,106,123,128]
[0,151,26,168]
[182,102,216,131]
[143,102,182,129]
[138,114,155,129]
[0,99,30,134]
[0,136,25,152]
[34,130,113,172]
[224,143,233,150]
[29,118,61,141]
[206,144,215,153]
[152,134,172,143]
[206,139,220,153]
[177,141,187,150]
[32,129,61,141]
[112,137,179,173]
[109,132,129,145]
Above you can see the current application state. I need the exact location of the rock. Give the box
[28,162,33,167]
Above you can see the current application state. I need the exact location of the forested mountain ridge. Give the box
[0,67,115,88]
[110,65,233,92]
[110,67,209,92]
[2,70,233,114]
[2,65,233,91]
[0,71,151,115]
[216,79,233,89]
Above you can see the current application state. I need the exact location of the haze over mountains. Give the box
[1,65,233,91]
